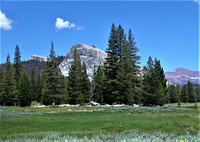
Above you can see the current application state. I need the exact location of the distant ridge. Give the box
[165,68,200,85]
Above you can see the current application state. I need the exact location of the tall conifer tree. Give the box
[81,62,91,104]
[13,45,21,105]
[128,29,141,72]
[92,66,105,104]
[19,70,32,107]
[167,85,179,103]
[128,29,142,103]
[67,49,91,105]
[187,81,196,102]
[36,74,43,102]
[2,54,16,106]
[67,48,82,104]
[30,68,37,101]
[180,85,188,102]
[14,45,21,85]
[104,23,119,104]
[142,57,167,106]
[104,24,142,105]
[42,42,65,105]
[116,43,135,104]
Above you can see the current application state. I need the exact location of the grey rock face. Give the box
[59,44,107,79]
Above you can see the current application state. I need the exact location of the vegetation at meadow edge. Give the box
[0,103,200,141]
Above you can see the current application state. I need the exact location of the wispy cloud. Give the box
[0,11,13,30]
[55,18,83,31]
[193,0,200,4]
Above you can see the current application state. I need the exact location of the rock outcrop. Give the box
[30,55,47,62]
[59,44,107,79]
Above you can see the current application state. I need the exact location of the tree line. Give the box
[0,24,199,107]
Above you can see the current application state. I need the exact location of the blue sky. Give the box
[0,0,199,72]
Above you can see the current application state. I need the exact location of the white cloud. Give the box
[55,18,83,31]
[0,11,13,30]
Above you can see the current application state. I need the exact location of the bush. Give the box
[193,102,198,109]
[31,101,42,106]
[178,100,181,107]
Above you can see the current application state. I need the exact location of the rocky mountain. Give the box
[59,44,107,79]
[165,68,200,85]
[30,55,47,62]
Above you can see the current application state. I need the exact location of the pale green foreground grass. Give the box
[0,103,199,141]
[165,102,200,108]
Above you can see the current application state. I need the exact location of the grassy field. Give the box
[0,103,199,141]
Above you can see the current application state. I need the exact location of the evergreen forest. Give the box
[0,24,199,107]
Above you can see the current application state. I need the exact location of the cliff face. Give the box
[59,44,107,79]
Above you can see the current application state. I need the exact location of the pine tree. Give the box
[104,23,119,104]
[80,62,90,104]
[14,45,21,85]
[19,70,32,107]
[154,59,167,105]
[42,42,65,105]
[142,57,154,106]
[30,68,37,101]
[116,43,134,104]
[115,25,129,104]
[116,25,127,59]
[128,29,142,104]
[176,85,181,102]
[2,54,17,106]
[104,24,141,105]
[114,27,142,105]
[13,45,21,105]
[36,74,42,102]
[92,65,105,104]
[91,65,97,102]
[187,81,196,102]
[67,49,91,105]
[180,85,188,102]
[60,75,68,103]
[142,57,167,106]
[50,41,56,60]
[128,29,141,73]
[167,84,179,103]
[67,48,82,104]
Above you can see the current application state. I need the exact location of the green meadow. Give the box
[0,103,199,141]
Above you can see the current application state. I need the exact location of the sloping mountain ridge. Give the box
[165,68,200,85]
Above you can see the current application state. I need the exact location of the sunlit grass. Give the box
[0,105,199,141]
[164,102,200,108]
